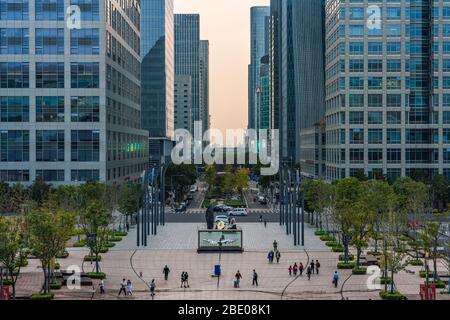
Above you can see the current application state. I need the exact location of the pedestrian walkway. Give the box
[113,223,327,251]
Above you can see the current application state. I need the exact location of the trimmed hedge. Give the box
[379,277,392,284]
[320,235,334,241]
[56,250,69,259]
[104,242,116,248]
[50,281,62,290]
[332,246,345,253]
[108,237,122,242]
[84,255,102,262]
[87,272,106,279]
[352,267,367,275]
[73,240,86,247]
[337,262,355,269]
[314,230,328,236]
[409,259,423,266]
[379,291,405,300]
[426,280,446,289]
[339,254,355,261]
[98,247,109,253]
[419,270,435,278]
[114,231,128,237]
[325,241,338,247]
[30,293,54,300]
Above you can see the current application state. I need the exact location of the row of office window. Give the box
[340,128,450,144]
[343,148,450,164]
[0,130,99,162]
[0,62,99,88]
[0,96,100,123]
[0,0,99,21]
[0,169,100,182]
[0,28,99,55]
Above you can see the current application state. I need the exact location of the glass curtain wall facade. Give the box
[174,14,200,134]
[249,6,270,131]
[0,0,148,185]
[199,40,210,139]
[325,0,449,181]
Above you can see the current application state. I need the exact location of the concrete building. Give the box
[174,74,192,131]
[0,0,148,184]
[249,6,270,131]
[324,0,449,181]
[174,14,200,134]
[141,0,174,165]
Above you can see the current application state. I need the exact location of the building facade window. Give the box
[0,28,29,54]
[70,28,99,55]
[35,0,64,21]
[0,96,29,122]
[36,62,64,88]
[0,0,29,20]
[70,96,99,122]
[70,0,99,21]
[36,130,64,161]
[35,28,64,54]
[0,130,29,161]
[71,169,99,182]
[35,169,64,181]
[0,170,29,182]
[71,130,99,161]
[0,62,29,88]
[71,62,99,88]
[36,96,64,122]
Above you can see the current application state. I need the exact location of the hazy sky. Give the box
[174,0,269,145]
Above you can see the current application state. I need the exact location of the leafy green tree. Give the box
[380,240,409,294]
[367,180,396,253]
[29,177,50,208]
[166,164,198,202]
[118,183,141,227]
[79,201,112,274]
[431,175,450,212]
[221,165,235,197]
[205,164,216,190]
[26,209,74,294]
[235,167,249,194]
[0,216,27,298]
[420,220,445,281]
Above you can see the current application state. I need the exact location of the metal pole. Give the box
[301,190,305,246]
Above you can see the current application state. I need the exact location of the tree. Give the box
[205,164,216,190]
[431,175,450,212]
[380,239,409,294]
[0,216,27,299]
[79,201,112,274]
[26,209,74,294]
[166,164,198,202]
[420,220,445,282]
[221,165,235,197]
[29,177,50,208]
[235,168,249,194]
[367,180,396,253]
[118,183,141,227]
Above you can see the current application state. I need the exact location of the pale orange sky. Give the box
[174,0,269,145]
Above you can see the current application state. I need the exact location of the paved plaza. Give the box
[10,221,450,300]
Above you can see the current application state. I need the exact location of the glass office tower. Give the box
[0,0,148,184]
[141,0,174,164]
[174,14,200,134]
[325,0,449,181]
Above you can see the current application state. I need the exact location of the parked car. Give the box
[213,204,232,213]
[175,202,187,213]
[214,215,229,224]
[228,208,248,216]
[190,185,198,193]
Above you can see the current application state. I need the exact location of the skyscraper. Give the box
[0,0,149,185]
[174,14,200,134]
[249,6,270,131]
[324,0,449,181]
[259,55,270,131]
[174,74,192,131]
[141,0,174,164]
[292,0,326,178]
[199,40,210,138]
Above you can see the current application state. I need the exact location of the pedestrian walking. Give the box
[126,279,133,295]
[259,214,263,222]
[299,262,304,276]
[288,265,292,276]
[181,272,185,288]
[306,266,312,280]
[150,279,156,299]
[310,260,315,274]
[185,271,190,288]
[126,222,130,232]
[275,251,281,263]
[235,270,242,288]
[118,278,127,296]
[267,250,274,263]
[273,240,278,252]
[316,260,320,275]
[264,220,267,228]
[252,269,258,286]
[163,265,170,281]
[293,263,298,276]
[98,279,105,294]
[333,271,339,288]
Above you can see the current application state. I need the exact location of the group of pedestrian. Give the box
[288,259,321,280]
[118,279,133,296]
[267,240,281,264]
[181,271,190,288]
[233,270,242,288]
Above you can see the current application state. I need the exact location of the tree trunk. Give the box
[390,268,395,293]
[356,248,361,269]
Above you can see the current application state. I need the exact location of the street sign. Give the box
[420,284,436,300]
